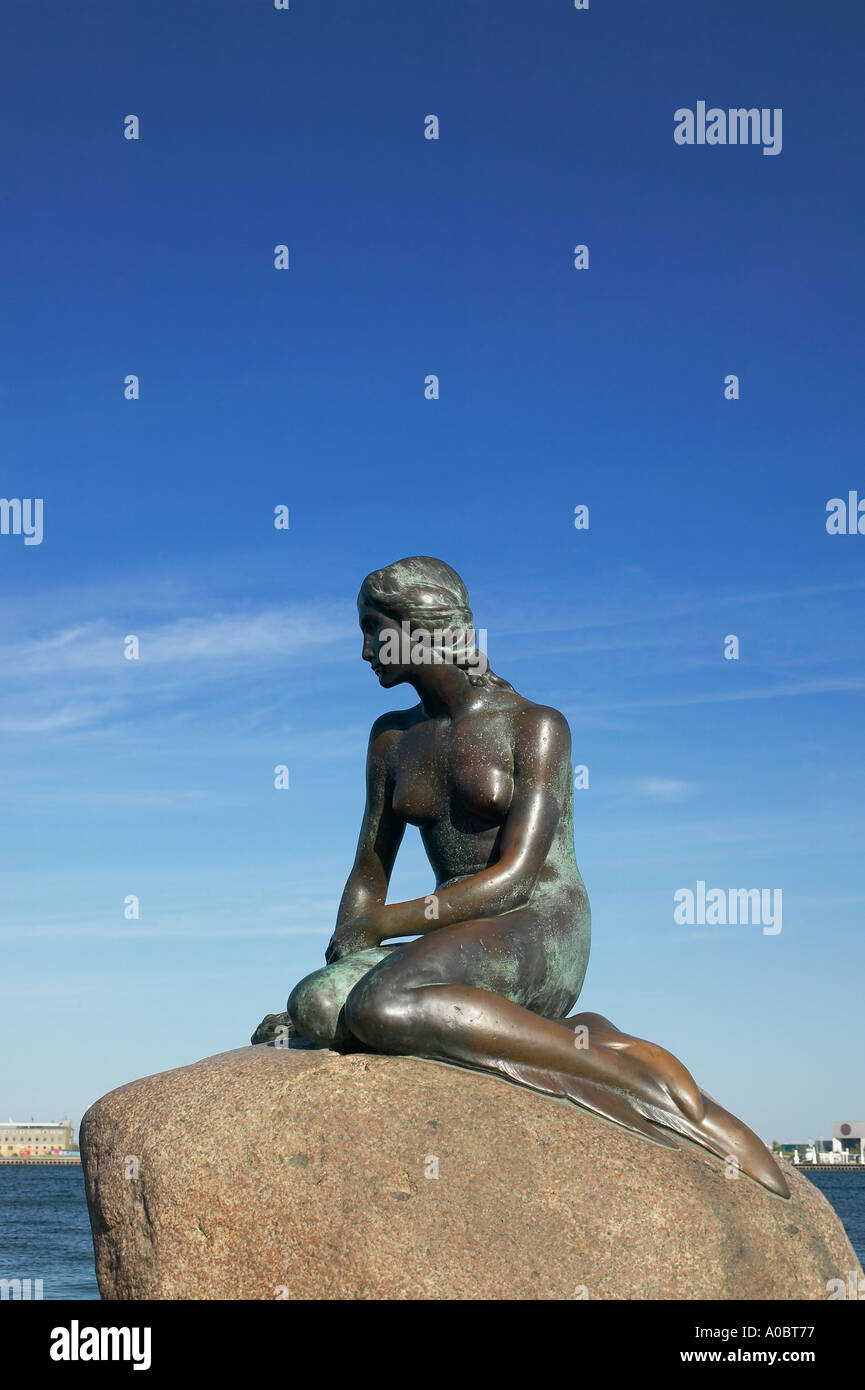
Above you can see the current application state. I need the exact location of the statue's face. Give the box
[358,599,412,687]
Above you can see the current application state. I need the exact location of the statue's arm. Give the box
[334,716,405,928]
[375,706,570,939]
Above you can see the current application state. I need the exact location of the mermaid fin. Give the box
[487,1056,681,1150]
[554,1013,789,1198]
[624,1090,789,1198]
[556,1012,704,1123]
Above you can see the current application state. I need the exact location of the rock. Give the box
[80,1045,862,1300]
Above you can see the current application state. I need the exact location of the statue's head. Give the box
[357,556,503,691]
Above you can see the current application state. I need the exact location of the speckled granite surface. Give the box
[81,1045,862,1300]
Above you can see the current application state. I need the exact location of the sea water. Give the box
[801,1170,865,1273]
[0,1166,99,1300]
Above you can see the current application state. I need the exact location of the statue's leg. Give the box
[342,922,788,1197]
[286,946,395,1048]
[342,914,695,1117]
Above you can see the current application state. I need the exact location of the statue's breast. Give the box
[391,724,514,826]
[449,761,514,822]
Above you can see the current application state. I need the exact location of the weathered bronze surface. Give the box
[255,556,788,1198]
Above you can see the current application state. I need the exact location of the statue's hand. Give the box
[250,1012,294,1046]
[325,911,384,964]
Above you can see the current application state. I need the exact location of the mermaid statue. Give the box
[253,556,789,1199]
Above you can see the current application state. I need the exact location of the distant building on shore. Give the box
[833,1121,865,1156]
[774,1121,865,1165]
[0,1119,75,1157]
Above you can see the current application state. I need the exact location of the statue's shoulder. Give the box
[510,698,572,751]
[369,704,425,743]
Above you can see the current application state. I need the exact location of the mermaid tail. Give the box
[492,1054,682,1150]
[267,954,789,1197]
[477,1011,790,1199]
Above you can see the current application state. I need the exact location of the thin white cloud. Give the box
[3,607,354,678]
[637,778,694,802]
[0,925,334,942]
[595,676,865,712]
[0,603,360,736]
[484,576,865,639]
[0,702,121,733]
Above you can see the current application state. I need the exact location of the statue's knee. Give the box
[344,978,412,1049]
[287,972,342,1047]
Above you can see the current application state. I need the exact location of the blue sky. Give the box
[1,0,863,1146]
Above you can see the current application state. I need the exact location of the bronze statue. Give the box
[254,556,789,1198]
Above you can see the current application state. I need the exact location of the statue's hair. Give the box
[359,556,514,692]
